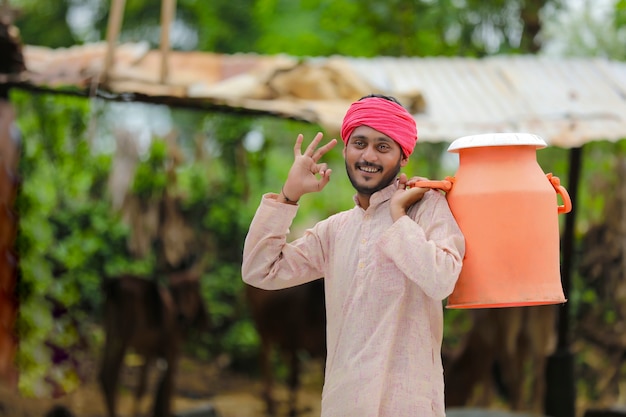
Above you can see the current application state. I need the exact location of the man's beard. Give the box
[345,158,402,196]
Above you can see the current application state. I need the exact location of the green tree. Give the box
[12,91,153,396]
[541,0,626,59]
[12,0,76,47]
[13,0,566,56]
[252,0,562,57]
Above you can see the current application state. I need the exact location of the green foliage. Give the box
[13,0,77,47]
[251,0,556,57]
[11,91,150,396]
[14,0,568,56]
[131,140,168,199]
[178,0,260,52]
[618,0,626,28]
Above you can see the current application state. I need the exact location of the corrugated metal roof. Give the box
[346,56,626,147]
[4,42,626,148]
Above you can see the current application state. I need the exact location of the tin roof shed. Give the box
[347,55,626,147]
[4,43,626,148]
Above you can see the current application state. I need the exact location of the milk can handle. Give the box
[547,173,572,215]
[412,177,454,192]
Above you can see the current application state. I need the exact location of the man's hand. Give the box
[389,173,429,221]
[280,132,338,204]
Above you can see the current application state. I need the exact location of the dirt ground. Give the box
[0,354,325,417]
[0,350,612,417]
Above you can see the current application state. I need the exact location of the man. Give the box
[242,94,465,416]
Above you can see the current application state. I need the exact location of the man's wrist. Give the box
[280,186,299,205]
[390,207,406,222]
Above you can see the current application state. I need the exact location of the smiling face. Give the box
[343,125,408,206]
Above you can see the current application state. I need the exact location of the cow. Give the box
[444,305,557,414]
[98,270,209,417]
[245,279,326,417]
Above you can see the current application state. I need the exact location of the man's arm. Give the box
[241,132,338,289]
[380,191,465,300]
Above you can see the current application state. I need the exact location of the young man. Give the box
[242,95,465,416]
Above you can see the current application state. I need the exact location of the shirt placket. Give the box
[356,210,373,276]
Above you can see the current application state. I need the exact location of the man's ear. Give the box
[401,155,409,167]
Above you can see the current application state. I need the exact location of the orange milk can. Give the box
[416,133,571,309]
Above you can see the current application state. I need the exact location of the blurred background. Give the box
[1,0,626,416]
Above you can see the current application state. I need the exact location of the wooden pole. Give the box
[103,0,127,83]
[160,0,176,84]
[0,3,24,390]
[544,145,582,417]
[0,98,20,390]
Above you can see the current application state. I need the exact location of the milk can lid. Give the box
[447,132,547,153]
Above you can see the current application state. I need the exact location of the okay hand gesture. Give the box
[280,132,338,203]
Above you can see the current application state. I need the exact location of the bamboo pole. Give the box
[103,0,127,83]
[160,0,176,84]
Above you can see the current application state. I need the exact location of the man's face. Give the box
[343,125,408,196]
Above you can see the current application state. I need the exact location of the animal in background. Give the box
[99,270,209,417]
[245,279,326,417]
[444,305,557,414]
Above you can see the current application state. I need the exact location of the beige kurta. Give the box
[242,182,465,417]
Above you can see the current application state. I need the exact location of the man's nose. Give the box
[361,145,378,161]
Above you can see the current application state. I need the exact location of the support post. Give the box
[545,146,582,417]
[160,0,176,84]
[103,0,127,83]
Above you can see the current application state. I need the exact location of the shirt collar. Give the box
[352,181,397,209]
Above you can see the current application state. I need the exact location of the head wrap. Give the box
[340,97,418,157]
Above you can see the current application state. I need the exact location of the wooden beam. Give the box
[103,0,127,83]
[160,0,177,84]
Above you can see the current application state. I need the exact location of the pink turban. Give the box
[340,97,418,157]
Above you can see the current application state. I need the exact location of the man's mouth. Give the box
[357,164,381,174]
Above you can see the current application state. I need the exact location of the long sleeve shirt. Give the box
[242,182,465,417]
